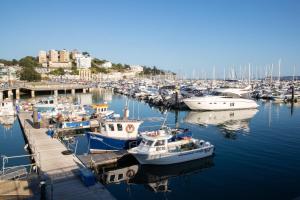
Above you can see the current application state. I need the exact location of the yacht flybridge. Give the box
[183,86,258,111]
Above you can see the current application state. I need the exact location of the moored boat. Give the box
[0,99,16,116]
[129,131,214,165]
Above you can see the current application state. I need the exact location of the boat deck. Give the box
[78,150,129,169]
[17,112,115,200]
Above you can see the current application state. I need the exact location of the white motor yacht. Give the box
[183,86,258,111]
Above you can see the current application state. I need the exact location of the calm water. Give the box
[1,89,300,199]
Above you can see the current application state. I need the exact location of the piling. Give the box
[291,85,295,102]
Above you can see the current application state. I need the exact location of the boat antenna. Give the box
[162,110,168,128]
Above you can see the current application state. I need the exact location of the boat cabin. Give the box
[95,119,143,139]
[93,104,109,114]
[138,133,173,153]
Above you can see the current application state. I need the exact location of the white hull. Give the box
[131,146,214,165]
[183,96,258,111]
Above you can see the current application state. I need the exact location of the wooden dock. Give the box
[77,150,129,169]
[17,112,115,200]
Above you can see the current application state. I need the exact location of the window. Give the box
[110,175,115,182]
[49,100,54,104]
[108,124,114,131]
[146,140,153,146]
[155,140,165,146]
[101,123,107,131]
[118,174,123,180]
[117,124,123,131]
[230,103,235,107]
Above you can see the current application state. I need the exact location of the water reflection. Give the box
[100,156,214,193]
[184,109,258,137]
[0,116,16,130]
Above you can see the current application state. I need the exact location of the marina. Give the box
[1,1,300,199]
[0,87,299,199]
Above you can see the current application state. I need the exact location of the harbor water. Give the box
[1,89,300,199]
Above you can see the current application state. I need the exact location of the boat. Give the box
[34,97,59,117]
[183,86,259,111]
[92,103,115,118]
[0,99,15,116]
[128,130,214,165]
[87,105,143,152]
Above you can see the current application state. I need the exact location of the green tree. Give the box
[20,67,41,81]
[82,51,90,56]
[90,66,109,74]
[50,67,65,76]
[71,65,79,75]
[19,56,39,68]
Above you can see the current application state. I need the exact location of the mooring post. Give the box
[291,85,295,102]
[40,180,46,200]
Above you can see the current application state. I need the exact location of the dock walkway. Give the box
[18,112,114,200]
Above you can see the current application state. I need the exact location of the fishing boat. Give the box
[128,131,214,165]
[0,99,15,116]
[87,105,143,152]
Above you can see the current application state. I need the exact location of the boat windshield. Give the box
[141,139,153,146]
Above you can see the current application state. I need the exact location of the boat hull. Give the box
[87,132,138,152]
[131,146,214,165]
[183,97,258,111]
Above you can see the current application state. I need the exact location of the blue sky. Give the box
[0,0,299,77]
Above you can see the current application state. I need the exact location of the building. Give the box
[59,49,70,62]
[101,61,112,68]
[76,55,92,69]
[49,50,58,62]
[130,65,143,73]
[71,49,81,59]
[79,68,92,80]
[38,50,47,64]
[48,62,72,68]
[0,64,17,83]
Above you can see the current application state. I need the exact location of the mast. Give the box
[278,58,281,83]
[248,63,251,85]
[293,65,295,82]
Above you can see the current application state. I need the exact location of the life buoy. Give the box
[126,124,135,133]
[126,169,135,178]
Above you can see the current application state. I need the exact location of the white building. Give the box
[101,61,112,68]
[76,55,92,69]
[48,61,72,68]
[130,65,143,73]
[0,64,17,82]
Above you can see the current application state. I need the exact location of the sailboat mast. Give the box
[278,58,281,83]
[248,63,251,85]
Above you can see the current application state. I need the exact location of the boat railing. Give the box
[0,154,38,180]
